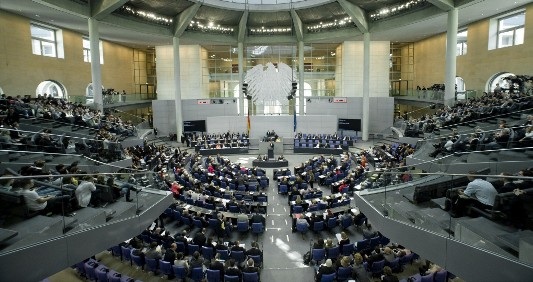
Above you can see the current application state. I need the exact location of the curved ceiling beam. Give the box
[238,10,249,42]
[427,0,455,11]
[290,9,304,42]
[33,0,89,18]
[173,3,201,37]
[337,0,368,34]
[91,0,128,20]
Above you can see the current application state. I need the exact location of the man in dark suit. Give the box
[224,259,242,280]
[209,253,225,280]
[242,258,260,275]
[162,243,177,264]
[230,241,245,253]
[245,241,262,257]
[192,228,207,247]
[250,211,266,226]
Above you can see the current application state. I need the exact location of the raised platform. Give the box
[293,148,344,154]
[197,148,249,155]
[252,159,289,168]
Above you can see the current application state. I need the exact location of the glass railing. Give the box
[390,89,482,102]
[0,158,169,256]
[69,93,156,105]
[357,147,533,270]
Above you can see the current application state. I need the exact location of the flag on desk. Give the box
[247,112,251,136]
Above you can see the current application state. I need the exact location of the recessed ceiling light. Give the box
[35,14,40,17]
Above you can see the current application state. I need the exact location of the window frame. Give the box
[496,11,525,49]
[31,24,57,57]
[82,37,104,64]
[456,29,468,56]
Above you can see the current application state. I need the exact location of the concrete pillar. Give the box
[298,41,305,115]
[88,18,103,112]
[238,42,245,115]
[444,8,458,106]
[362,33,370,141]
[173,37,183,139]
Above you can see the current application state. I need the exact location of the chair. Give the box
[311,248,326,265]
[243,272,259,282]
[259,179,268,189]
[248,185,257,192]
[369,236,380,249]
[145,258,158,274]
[341,243,354,256]
[172,265,187,280]
[206,269,221,282]
[279,184,288,194]
[159,260,173,279]
[292,205,303,214]
[175,242,186,254]
[326,246,340,260]
[108,272,122,282]
[193,219,204,229]
[248,255,262,268]
[119,275,134,282]
[202,246,214,261]
[230,250,245,264]
[209,218,220,230]
[386,257,401,270]
[224,275,240,282]
[313,221,324,232]
[251,222,264,239]
[257,196,267,203]
[337,266,353,282]
[188,244,200,255]
[84,261,98,281]
[237,221,249,232]
[434,270,448,282]
[399,252,414,268]
[190,267,205,282]
[370,259,386,277]
[355,239,369,253]
[110,245,122,259]
[95,267,109,282]
[131,253,144,270]
[217,249,230,260]
[120,246,132,265]
[296,221,309,238]
[320,273,336,282]
[326,217,337,230]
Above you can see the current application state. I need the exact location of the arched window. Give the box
[455,77,465,92]
[86,83,105,104]
[233,84,249,115]
[295,82,312,115]
[36,80,67,99]
[487,72,514,93]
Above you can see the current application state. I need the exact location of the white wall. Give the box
[155,45,207,100]
[337,41,390,98]
[152,100,177,135]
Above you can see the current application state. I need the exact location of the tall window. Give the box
[497,11,525,48]
[31,24,57,57]
[82,37,104,64]
[456,29,467,56]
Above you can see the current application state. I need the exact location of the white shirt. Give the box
[75,181,96,207]
[21,189,47,211]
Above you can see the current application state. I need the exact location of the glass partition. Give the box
[0,167,167,256]
[357,147,533,268]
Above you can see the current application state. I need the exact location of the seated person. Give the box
[18,178,71,215]
[448,171,498,217]
[315,259,335,282]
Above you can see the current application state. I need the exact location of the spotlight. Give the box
[246,94,252,100]
[287,94,294,100]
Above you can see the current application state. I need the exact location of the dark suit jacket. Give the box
[209,260,225,280]
[225,267,242,280]
[193,232,206,247]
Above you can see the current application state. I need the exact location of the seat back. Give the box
[326,246,340,259]
[224,275,240,282]
[121,246,132,263]
[327,217,337,229]
[217,249,230,260]
[243,272,259,282]
[320,273,336,282]
[95,267,109,282]
[311,248,326,264]
[433,270,448,282]
[231,250,245,264]
[190,267,205,282]
[188,244,200,255]
[206,269,221,282]
[159,260,173,276]
[145,258,158,273]
[313,221,324,232]
[252,222,264,234]
[337,266,352,281]
[248,255,262,268]
[370,259,386,277]
[172,265,187,280]
[202,246,214,261]
[341,243,354,256]
[237,221,249,232]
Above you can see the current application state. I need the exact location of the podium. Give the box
[267,148,274,159]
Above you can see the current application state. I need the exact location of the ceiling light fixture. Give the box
[369,0,427,21]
